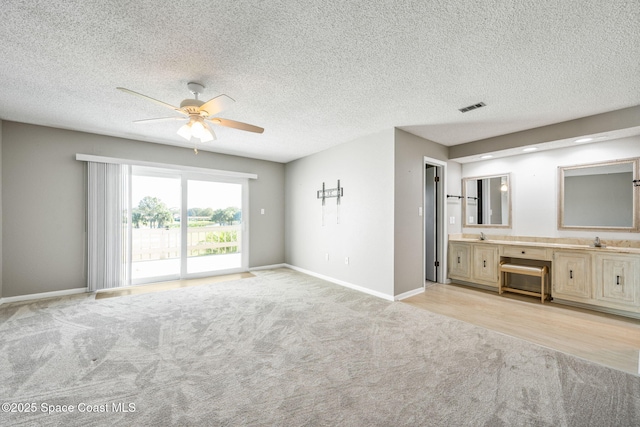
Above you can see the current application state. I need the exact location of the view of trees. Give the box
[211,207,241,225]
[131,196,241,228]
[132,196,174,228]
[187,207,214,218]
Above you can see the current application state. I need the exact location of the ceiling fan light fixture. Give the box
[199,125,215,142]
[177,123,192,140]
[177,117,215,144]
[191,119,206,138]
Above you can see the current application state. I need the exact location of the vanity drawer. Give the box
[502,246,550,260]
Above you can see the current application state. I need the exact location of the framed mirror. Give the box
[558,159,639,231]
[462,173,511,228]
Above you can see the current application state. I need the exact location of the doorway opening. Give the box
[424,157,446,284]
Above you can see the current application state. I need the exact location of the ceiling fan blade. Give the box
[133,117,187,124]
[199,94,235,117]
[116,87,187,115]
[208,118,264,134]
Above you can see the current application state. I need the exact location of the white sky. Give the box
[132,175,241,211]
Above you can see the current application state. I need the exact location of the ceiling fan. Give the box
[117,82,264,153]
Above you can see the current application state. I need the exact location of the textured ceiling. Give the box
[0,1,638,163]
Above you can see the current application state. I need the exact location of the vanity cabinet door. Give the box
[594,254,639,309]
[472,245,499,287]
[449,242,471,280]
[553,252,591,301]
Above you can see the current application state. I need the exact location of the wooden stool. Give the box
[499,262,549,303]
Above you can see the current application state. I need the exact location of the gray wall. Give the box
[393,129,448,295]
[285,129,396,297]
[284,127,458,298]
[2,121,285,298]
[0,120,3,298]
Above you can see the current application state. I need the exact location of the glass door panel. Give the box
[186,180,243,275]
[131,171,181,282]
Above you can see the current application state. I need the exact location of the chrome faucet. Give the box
[480,232,486,241]
[594,236,601,247]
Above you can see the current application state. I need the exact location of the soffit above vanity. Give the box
[450,106,640,163]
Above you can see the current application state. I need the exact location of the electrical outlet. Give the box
[345,257,349,265]
[260,208,265,215]
[325,253,329,261]
[449,216,455,224]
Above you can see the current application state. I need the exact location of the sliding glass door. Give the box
[130,169,182,282]
[186,179,243,274]
[130,167,247,285]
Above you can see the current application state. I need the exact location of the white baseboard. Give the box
[284,264,394,301]
[394,287,425,301]
[0,287,88,305]
[249,263,286,271]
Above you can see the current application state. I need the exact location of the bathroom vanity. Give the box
[448,235,640,318]
[450,157,640,318]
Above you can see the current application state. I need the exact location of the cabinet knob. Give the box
[521,250,525,254]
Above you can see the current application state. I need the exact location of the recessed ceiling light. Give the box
[574,137,593,143]
[523,147,537,152]
[480,155,493,159]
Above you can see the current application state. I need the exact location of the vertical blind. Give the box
[87,162,130,291]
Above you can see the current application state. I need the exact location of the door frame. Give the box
[423,156,447,285]
[129,166,250,285]
[181,172,250,279]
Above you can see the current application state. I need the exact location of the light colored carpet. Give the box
[0,268,638,426]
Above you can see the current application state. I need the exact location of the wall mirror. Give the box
[462,173,512,228]
[558,159,639,231]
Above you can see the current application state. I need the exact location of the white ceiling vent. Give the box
[459,102,486,113]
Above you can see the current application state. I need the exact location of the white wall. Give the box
[285,129,396,297]
[446,161,463,234]
[2,122,285,298]
[460,136,640,240]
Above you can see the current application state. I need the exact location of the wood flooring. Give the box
[403,282,640,376]
[95,272,255,299]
